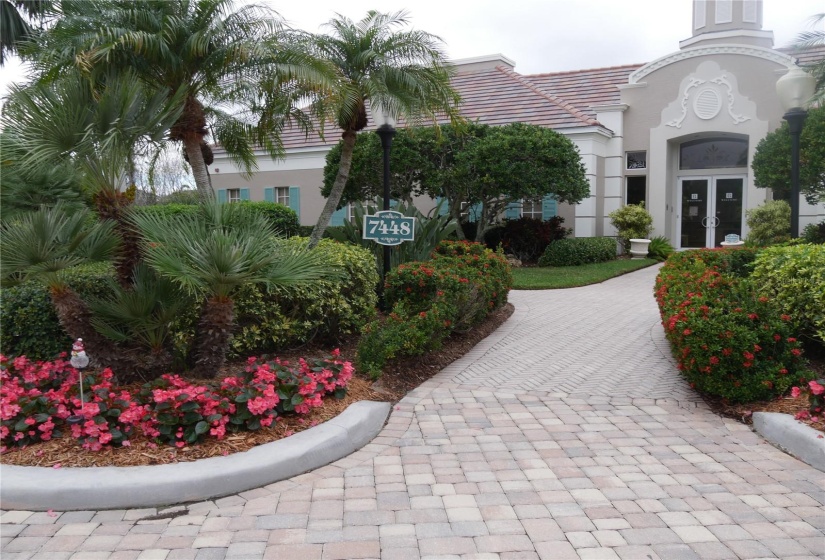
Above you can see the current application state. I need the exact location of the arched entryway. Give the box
[676,137,748,249]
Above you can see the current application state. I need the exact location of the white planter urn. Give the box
[629,238,651,259]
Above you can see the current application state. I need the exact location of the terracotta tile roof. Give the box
[524,64,643,120]
[446,65,599,129]
[218,64,605,155]
[779,45,825,67]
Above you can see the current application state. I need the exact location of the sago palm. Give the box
[0,204,120,364]
[26,0,331,198]
[133,201,339,377]
[307,10,462,248]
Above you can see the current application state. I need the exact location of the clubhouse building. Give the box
[212,0,825,248]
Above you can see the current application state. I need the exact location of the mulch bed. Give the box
[4,303,822,467]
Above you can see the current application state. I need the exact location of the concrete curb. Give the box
[752,411,825,472]
[0,400,391,512]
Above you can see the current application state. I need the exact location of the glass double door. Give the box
[678,176,744,249]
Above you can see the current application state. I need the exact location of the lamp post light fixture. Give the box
[373,105,397,309]
[776,65,815,238]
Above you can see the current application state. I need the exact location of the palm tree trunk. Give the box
[190,296,234,378]
[184,137,214,201]
[308,131,357,249]
[49,285,123,370]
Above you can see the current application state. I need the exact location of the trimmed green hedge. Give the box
[132,201,300,237]
[229,238,378,357]
[0,263,116,360]
[538,237,617,267]
[1,240,377,361]
[751,244,825,344]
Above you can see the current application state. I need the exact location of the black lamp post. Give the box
[373,106,396,310]
[776,66,815,238]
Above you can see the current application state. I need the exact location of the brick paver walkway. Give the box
[2,264,824,559]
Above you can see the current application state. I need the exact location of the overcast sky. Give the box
[1,0,822,96]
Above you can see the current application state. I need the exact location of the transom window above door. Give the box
[679,138,748,170]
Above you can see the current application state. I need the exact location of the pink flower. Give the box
[791,386,802,398]
[809,381,824,396]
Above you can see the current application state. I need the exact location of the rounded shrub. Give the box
[538,237,617,267]
[802,220,825,244]
[655,248,811,403]
[751,244,825,344]
[132,201,300,237]
[745,200,790,246]
[609,204,653,252]
[229,238,378,357]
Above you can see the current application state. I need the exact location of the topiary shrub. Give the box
[647,235,674,262]
[229,238,379,357]
[655,248,811,403]
[483,216,570,263]
[538,237,617,267]
[751,244,825,344]
[745,200,790,246]
[0,263,116,360]
[609,203,653,253]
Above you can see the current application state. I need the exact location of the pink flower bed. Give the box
[1,351,353,453]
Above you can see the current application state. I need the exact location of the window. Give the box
[522,199,543,220]
[459,202,471,221]
[347,203,356,223]
[274,186,289,206]
[679,138,748,170]
[227,188,241,203]
[626,176,647,206]
[626,151,647,170]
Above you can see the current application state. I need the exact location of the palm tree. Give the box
[0,0,50,64]
[26,0,330,199]
[306,10,462,248]
[133,201,340,377]
[792,13,825,104]
[3,69,184,285]
[0,204,120,364]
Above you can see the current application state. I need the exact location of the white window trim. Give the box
[227,188,241,203]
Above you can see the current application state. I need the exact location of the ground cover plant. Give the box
[1,351,353,454]
[655,248,812,403]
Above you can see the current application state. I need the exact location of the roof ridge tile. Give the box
[526,63,645,78]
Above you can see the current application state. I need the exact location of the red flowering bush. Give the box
[655,248,811,402]
[790,380,825,421]
[358,241,512,378]
[1,351,354,452]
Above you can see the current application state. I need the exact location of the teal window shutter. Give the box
[264,188,275,202]
[506,201,522,220]
[469,203,482,223]
[288,186,300,217]
[217,189,227,204]
[331,206,346,226]
[240,188,251,201]
[541,195,557,220]
[435,197,449,216]
[389,199,398,209]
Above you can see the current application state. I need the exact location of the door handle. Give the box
[701,217,708,228]
[713,217,720,227]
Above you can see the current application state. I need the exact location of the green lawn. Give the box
[512,258,658,289]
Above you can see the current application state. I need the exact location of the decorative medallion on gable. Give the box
[662,61,755,130]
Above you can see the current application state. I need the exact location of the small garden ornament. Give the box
[68,338,89,425]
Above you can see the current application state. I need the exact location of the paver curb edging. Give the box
[752,411,825,472]
[0,400,391,512]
